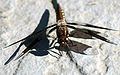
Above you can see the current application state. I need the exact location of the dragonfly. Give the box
[47,1,116,62]
[5,1,116,61]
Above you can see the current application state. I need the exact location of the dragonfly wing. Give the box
[5,24,56,48]
[15,38,42,60]
[54,40,91,54]
[67,22,116,31]
[69,28,100,39]
[68,40,91,54]
[68,25,116,45]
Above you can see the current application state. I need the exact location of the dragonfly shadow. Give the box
[5,9,50,65]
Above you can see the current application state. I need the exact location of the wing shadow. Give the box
[5,9,50,65]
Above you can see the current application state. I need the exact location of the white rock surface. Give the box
[0,0,120,75]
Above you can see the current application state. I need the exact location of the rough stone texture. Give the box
[0,0,120,75]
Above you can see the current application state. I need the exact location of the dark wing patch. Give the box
[68,40,91,53]
[54,40,91,54]
[67,25,116,45]
[69,28,100,39]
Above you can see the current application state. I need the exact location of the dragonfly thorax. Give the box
[57,20,67,26]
